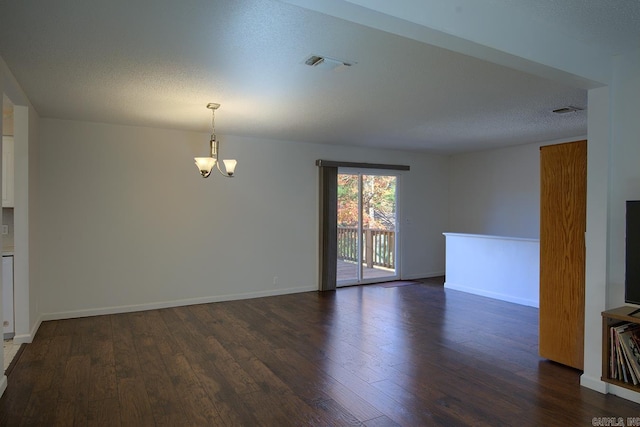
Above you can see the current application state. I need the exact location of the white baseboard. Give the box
[13,317,42,344]
[608,384,640,404]
[40,285,316,322]
[403,271,445,281]
[444,281,539,308]
[580,374,608,394]
[586,368,640,404]
[0,375,6,399]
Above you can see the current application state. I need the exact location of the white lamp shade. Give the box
[223,159,237,176]
[194,157,216,177]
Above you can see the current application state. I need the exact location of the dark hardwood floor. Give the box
[1,278,639,426]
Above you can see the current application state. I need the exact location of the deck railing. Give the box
[337,227,395,269]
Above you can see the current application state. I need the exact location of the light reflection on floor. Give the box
[323,284,413,395]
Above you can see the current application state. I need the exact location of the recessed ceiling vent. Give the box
[304,54,354,72]
[552,106,584,114]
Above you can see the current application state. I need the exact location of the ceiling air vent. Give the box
[305,55,325,67]
[304,54,354,72]
[552,106,584,114]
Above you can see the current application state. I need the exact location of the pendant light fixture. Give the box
[194,103,237,178]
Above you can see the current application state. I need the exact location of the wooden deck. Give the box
[337,258,396,283]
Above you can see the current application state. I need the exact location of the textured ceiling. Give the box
[0,0,633,154]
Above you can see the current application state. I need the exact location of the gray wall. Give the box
[36,118,449,317]
[447,137,585,239]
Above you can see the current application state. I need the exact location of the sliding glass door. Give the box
[336,170,399,286]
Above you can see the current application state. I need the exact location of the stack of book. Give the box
[610,322,640,384]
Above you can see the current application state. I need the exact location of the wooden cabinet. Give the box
[539,140,587,370]
[601,306,640,391]
[2,136,14,208]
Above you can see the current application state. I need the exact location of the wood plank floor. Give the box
[2,278,640,426]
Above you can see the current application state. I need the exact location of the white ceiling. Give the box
[0,0,638,154]
[488,0,640,56]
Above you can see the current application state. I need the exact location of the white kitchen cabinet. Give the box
[2,255,14,338]
[2,136,14,208]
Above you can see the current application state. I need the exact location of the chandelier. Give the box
[194,103,237,178]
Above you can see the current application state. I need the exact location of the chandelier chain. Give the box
[211,108,216,139]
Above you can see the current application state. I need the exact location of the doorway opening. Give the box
[336,170,399,286]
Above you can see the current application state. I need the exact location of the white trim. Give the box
[13,316,41,344]
[338,276,399,287]
[403,271,445,281]
[40,286,316,322]
[442,232,539,243]
[444,281,539,308]
[580,374,608,394]
[607,384,640,405]
[0,375,6,399]
[12,105,32,358]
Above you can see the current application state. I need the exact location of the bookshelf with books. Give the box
[602,306,640,391]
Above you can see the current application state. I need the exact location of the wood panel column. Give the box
[539,140,587,370]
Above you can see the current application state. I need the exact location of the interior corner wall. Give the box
[36,119,449,318]
[581,85,610,393]
[24,104,39,340]
[447,137,585,239]
[602,48,640,402]
[0,57,5,395]
[608,49,640,303]
[1,55,40,345]
[12,105,31,340]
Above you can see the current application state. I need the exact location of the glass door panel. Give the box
[337,171,398,286]
[362,174,397,281]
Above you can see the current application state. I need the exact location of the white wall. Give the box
[444,233,539,307]
[580,86,610,393]
[1,57,40,346]
[595,48,640,402]
[608,50,640,302]
[448,142,540,238]
[36,119,448,318]
[446,137,583,311]
[22,104,39,342]
[2,56,42,398]
[448,137,585,239]
[0,54,5,397]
